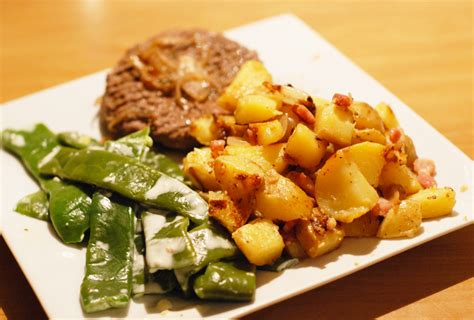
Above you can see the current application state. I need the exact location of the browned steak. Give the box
[100,29,258,150]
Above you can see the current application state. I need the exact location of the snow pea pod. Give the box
[15,190,49,221]
[174,221,238,293]
[2,124,91,243]
[80,192,134,313]
[141,151,187,183]
[39,147,208,224]
[58,132,99,149]
[193,261,256,302]
[142,210,196,272]
[105,127,153,158]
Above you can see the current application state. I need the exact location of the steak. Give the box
[100,29,258,150]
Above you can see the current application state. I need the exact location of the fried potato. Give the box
[379,162,422,195]
[352,128,387,145]
[342,213,380,237]
[375,102,399,129]
[183,147,220,191]
[407,187,456,219]
[315,103,354,146]
[315,155,379,223]
[189,115,218,145]
[261,143,289,173]
[377,199,422,238]
[249,119,285,146]
[235,94,281,124]
[286,124,327,169]
[232,218,285,266]
[208,191,249,232]
[295,219,344,258]
[350,101,385,132]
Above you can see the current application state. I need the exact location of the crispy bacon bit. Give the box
[263,81,281,93]
[417,171,437,188]
[332,93,353,107]
[293,105,315,125]
[414,158,436,176]
[371,197,393,217]
[389,128,402,143]
[413,158,437,188]
[245,127,257,145]
[286,171,315,196]
[210,139,225,158]
[283,220,298,233]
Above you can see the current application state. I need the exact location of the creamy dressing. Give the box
[144,175,207,219]
[98,196,112,211]
[103,174,116,184]
[8,133,25,147]
[38,146,61,168]
[205,232,234,250]
[96,241,110,251]
[146,237,186,272]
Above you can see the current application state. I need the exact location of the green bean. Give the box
[2,124,91,243]
[142,210,196,272]
[58,132,99,149]
[39,147,208,224]
[15,190,49,221]
[174,221,238,293]
[193,261,256,302]
[80,192,134,313]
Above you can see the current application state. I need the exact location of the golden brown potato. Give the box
[189,115,218,145]
[234,94,281,124]
[339,142,386,187]
[315,155,379,223]
[352,128,387,145]
[377,199,422,238]
[208,191,249,232]
[295,219,344,258]
[216,115,247,137]
[232,218,285,266]
[379,162,422,195]
[283,232,308,258]
[350,101,385,132]
[375,102,399,129]
[315,104,354,146]
[255,170,313,221]
[249,119,285,146]
[285,124,327,169]
[183,148,220,191]
[342,213,381,237]
[223,145,273,171]
[261,143,289,173]
[407,187,456,219]
[218,60,273,111]
[213,155,264,201]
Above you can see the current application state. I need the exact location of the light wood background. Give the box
[1,1,472,319]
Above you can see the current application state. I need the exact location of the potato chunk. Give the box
[339,142,386,187]
[249,119,285,146]
[183,148,220,191]
[232,219,284,266]
[261,143,289,173]
[235,95,281,124]
[295,220,344,258]
[342,213,381,237]
[407,187,456,219]
[214,155,264,206]
[315,155,379,223]
[189,115,218,145]
[315,104,354,146]
[377,200,422,238]
[285,124,327,169]
[349,101,384,132]
[375,102,399,129]
[209,191,248,232]
[352,128,386,145]
[218,60,273,111]
[379,162,422,195]
[255,171,313,221]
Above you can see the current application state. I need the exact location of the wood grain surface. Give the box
[1,1,472,319]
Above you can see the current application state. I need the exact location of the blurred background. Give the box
[1,1,473,319]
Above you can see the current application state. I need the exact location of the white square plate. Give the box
[1,14,472,319]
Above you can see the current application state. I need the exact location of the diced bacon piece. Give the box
[371,197,393,217]
[389,128,402,143]
[210,139,225,158]
[417,171,437,188]
[293,105,315,125]
[413,158,436,176]
[332,93,353,107]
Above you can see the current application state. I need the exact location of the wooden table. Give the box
[1,1,472,319]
